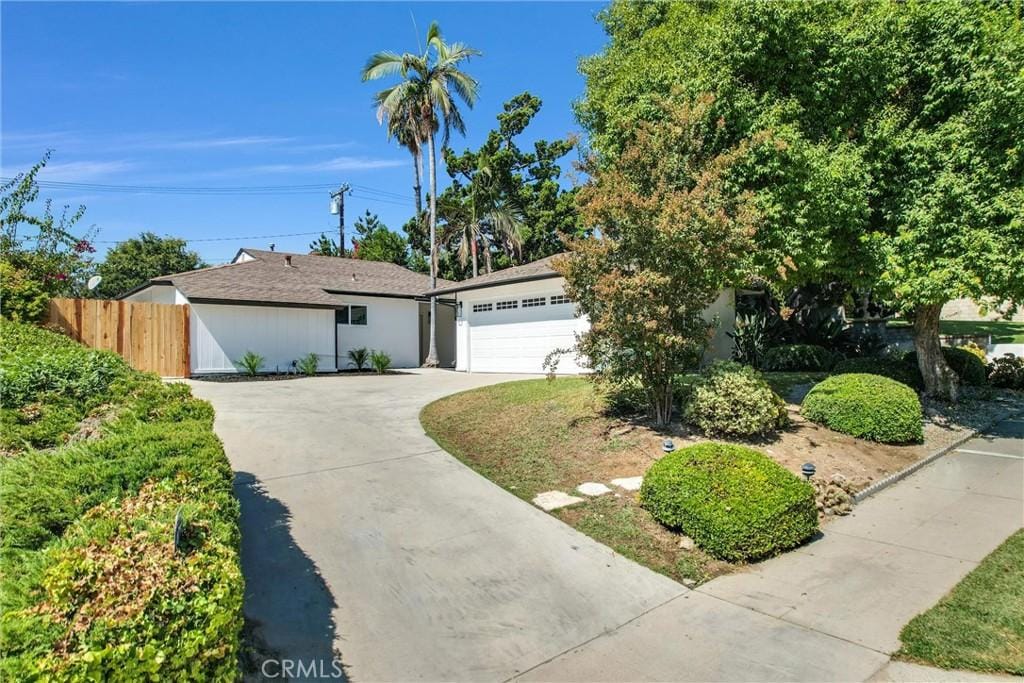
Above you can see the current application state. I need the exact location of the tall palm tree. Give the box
[362,22,480,367]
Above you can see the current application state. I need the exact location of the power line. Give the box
[91,230,329,245]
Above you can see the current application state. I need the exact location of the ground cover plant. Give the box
[0,320,242,679]
[802,374,923,444]
[898,530,1024,675]
[640,442,818,561]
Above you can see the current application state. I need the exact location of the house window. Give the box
[550,294,571,305]
[336,305,368,325]
[522,297,546,308]
[496,300,518,310]
[472,303,493,313]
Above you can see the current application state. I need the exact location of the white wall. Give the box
[419,302,457,367]
[123,284,184,305]
[335,295,421,369]
[454,279,736,374]
[191,303,335,374]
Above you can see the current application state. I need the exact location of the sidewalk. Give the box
[518,415,1023,681]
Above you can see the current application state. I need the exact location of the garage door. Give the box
[467,295,587,374]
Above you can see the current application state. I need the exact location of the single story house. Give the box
[124,249,735,376]
[122,248,456,374]
[427,255,736,374]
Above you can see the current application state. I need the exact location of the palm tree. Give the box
[362,22,480,367]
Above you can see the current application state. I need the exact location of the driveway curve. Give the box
[190,370,684,681]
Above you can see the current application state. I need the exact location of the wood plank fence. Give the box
[46,298,191,378]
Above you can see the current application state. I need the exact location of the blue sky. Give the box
[1,1,606,263]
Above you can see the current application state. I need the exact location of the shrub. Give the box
[370,349,392,374]
[640,442,818,562]
[684,361,789,437]
[602,375,693,417]
[802,373,923,443]
[236,350,264,376]
[297,352,319,376]
[988,353,1024,389]
[347,347,369,371]
[0,319,130,409]
[833,357,924,390]
[905,347,987,386]
[762,344,837,372]
[0,261,49,323]
[958,341,987,363]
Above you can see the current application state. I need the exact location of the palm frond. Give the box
[361,51,406,81]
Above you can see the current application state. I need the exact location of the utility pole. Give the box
[330,184,351,256]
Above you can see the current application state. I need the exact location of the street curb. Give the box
[853,405,1024,504]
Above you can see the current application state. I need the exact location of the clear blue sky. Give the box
[1,1,606,263]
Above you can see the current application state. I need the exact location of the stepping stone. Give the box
[610,476,643,491]
[532,491,585,511]
[576,482,613,497]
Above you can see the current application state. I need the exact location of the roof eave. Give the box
[426,271,560,297]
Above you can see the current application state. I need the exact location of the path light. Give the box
[663,438,676,453]
[802,462,816,480]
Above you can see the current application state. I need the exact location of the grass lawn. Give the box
[898,530,1024,675]
[888,319,1024,344]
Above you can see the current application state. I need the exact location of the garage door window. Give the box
[472,303,493,313]
[550,295,571,305]
[496,300,518,310]
[522,297,546,308]
[336,305,368,325]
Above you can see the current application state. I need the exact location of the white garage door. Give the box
[467,294,588,374]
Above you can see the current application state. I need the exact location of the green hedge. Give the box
[802,373,923,443]
[640,442,818,562]
[762,344,836,372]
[0,321,242,679]
[684,361,789,437]
[904,347,988,386]
[833,357,923,390]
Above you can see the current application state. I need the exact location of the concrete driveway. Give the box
[189,370,686,681]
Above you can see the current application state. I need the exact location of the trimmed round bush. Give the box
[802,373,923,443]
[762,344,836,371]
[684,361,789,437]
[904,347,987,386]
[640,442,818,562]
[832,357,923,390]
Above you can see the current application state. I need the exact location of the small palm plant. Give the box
[347,347,370,372]
[369,350,392,375]
[237,350,264,377]
[296,353,319,376]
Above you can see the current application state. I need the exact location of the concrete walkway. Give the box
[190,373,1023,682]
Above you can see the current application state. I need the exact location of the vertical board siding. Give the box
[46,298,191,377]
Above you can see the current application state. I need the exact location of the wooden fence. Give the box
[46,298,191,378]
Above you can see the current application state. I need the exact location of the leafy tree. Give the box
[578,0,1024,400]
[95,232,206,298]
[556,98,760,426]
[440,93,580,278]
[352,211,408,266]
[308,233,341,257]
[0,153,96,321]
[363,21,480,367]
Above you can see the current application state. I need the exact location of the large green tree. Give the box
[579,0,1024,399]
[440,93,581,278]
[95,232,205,298]
[351,211,409,266]
[362,21,480,367]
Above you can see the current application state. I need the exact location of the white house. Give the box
[122,248,456,374]
[427,255,737,375]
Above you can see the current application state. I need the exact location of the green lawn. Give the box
[888,320,1024,344]
[898,530,1024,675]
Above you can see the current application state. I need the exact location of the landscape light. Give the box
[802,462,816,480]
[662,438,676,453]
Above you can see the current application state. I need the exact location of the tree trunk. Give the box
[912,302,959,401]
[423,132,439,368]
[471,238,478,278]
[412,149,423,219]
[649,383,674,428]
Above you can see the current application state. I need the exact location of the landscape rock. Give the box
[576,482,613,497]
[532,491,585,511]
[678,535,696,551]
[610,476,643,491]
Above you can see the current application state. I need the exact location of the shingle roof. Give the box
[135,248,453,307]
[425,254,563,296]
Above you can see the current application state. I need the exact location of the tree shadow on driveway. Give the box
[234,472,346,682]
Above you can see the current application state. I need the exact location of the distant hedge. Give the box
[762,344,836,372]
[802,373,923,443]
[904,347,987,386]
[640,442,818,562]
[833,357,924,390]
